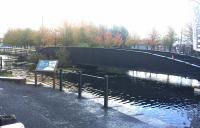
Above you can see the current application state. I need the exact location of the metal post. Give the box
[59,69,63,91]
[0,57,2,70]
[104,75,109,108]
[78,71,82,98]
[53,72,56,89]
[41,74,44,82]
[35,72,37,87]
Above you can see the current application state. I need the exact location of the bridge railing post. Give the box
[78,71,82,98]
[0,57,2,70]
[35,71,37,87]
[53,72,56,89]
[59,69,63,91]
[104,75,109,108]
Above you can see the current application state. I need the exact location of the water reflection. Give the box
[128,70,200,87]
[63,71,200,127]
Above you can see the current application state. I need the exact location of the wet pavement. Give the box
[0,81,154,128]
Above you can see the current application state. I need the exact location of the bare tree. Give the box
[148,28,160,50]
[183,23,193,45]
[162,27,177,52]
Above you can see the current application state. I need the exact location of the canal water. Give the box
[63,69,200,128]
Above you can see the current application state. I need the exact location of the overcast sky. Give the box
[0,0,195,38]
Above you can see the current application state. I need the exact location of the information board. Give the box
[36,60,58,72]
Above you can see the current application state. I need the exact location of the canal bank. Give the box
[0,80,156,128]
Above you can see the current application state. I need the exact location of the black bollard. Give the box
[59,69,63,91]
[78,71,82,98]
[0,57,2,69]
[35,72,37,87]
[104,75,109,108]
[53,72,56,89]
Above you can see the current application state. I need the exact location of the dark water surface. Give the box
[63,70,200,127]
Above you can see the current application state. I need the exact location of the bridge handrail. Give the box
[119,48,200,69]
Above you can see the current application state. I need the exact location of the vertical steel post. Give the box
[59,69,63,91]
[104,75,109,108]
[35,72,37,87]
[78,71,82,98]
[0,57,2,69]
[41,74,44,82]
[53,72,56,89]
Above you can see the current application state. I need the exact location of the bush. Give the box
[27,52,46,71]
[55,48,71,68]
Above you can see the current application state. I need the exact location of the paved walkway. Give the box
[0,81,154,128]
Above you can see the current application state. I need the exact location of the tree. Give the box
[112,33,122,46]
[148,28,160,50]
[162,27,177,51]
[3,22,131,48]
[41,27,56,46]
[120,26,129,47]
[110,26,129,47]
[104,31,113,47]
[3,28,39,48]
[63,23,74,46]
[95,25,107,46]
[126,34,140,48]
[183,24,193,45]
[3,29,18,46]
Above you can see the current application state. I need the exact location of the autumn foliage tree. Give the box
[3,21,181,52]
[3,28,40,48]
[126,34,140,48]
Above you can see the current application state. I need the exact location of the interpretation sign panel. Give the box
[36,60,58,72]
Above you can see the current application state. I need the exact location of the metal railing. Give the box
[58,69,109,108]
[33,69,109,108]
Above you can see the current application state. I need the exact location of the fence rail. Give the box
[59,69,109,108]
[34,69,109,108]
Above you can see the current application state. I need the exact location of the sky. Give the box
[0,0,195,38]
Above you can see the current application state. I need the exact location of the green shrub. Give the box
[27,53,46,71]
[55,48,71,68]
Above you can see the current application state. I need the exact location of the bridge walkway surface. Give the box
[0,81,155,128]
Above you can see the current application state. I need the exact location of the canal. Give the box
[63,69,200,128]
